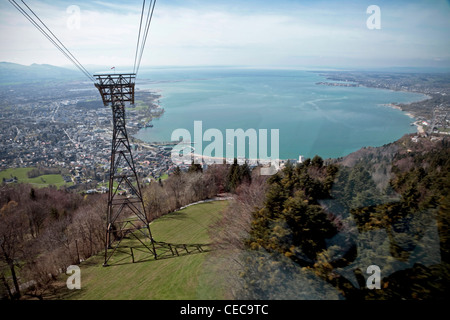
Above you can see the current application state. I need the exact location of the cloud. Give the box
[0,0,449,68]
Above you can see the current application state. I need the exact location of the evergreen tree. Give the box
[248,160,339,265]
[226,158,241,192]
[311,155,324,168]
[173,166,181,176]
[188,160,203,173]
[243,137,450,300]
[30,188,36,201]
[240,162,252,184]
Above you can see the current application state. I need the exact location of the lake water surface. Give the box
[134,68,427,160]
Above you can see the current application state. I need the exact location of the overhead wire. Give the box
[9,0,95,83]
[133,0,146,75]
[10,0,157,81]
[134,0,157,77]
[19,0,95,82]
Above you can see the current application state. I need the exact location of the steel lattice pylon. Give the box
[94,73,157,266]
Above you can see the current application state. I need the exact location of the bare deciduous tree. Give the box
[208,175,268,299]
[0,201,27,299]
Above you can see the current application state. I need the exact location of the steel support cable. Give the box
[135,0,157,77]
[19,0,95,82]
[136,0,156,75]
[135,0,152,76]
[133,0,146,75]
[9,1,77,70]
[9,0,95,83]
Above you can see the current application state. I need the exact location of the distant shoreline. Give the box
[383,103,418,119]
[380,89,433,135]
[382,103,423,134]
[315,71,435,136]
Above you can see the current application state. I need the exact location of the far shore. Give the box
[383,103,416,118]
[382,94,432,135]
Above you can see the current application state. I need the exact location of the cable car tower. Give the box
[94,73,156,266]
[10,0,162,266]
[94,0,159,266]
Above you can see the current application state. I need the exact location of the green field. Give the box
[61,200,229,300]
[0,167,34,180]
[159,173,169,181]
[0,167,71,188]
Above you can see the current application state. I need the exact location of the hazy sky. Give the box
[1,0,449,70]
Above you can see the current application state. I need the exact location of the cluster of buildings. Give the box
[0,84,175,191]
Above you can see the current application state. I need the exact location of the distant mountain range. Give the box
[0,62,84,84]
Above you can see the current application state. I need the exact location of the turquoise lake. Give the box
[134,68,428,160]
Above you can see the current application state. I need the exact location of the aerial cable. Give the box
[135,0,157,77]
[9,0,93,81]
[133,0,146,75]
[9,0,95,82]
[136,0,157,76]
[134,0,152,76]
[19,0,95,82]
[11,0,156,81]
[9,0,95,83]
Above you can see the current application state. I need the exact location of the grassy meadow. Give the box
[59,200,229,300]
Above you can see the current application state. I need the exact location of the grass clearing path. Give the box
[61,200,229,300]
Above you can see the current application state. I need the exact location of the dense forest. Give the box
[212,134,450,300]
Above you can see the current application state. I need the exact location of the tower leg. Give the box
[94,74,156,266]
[103,101,155,265]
